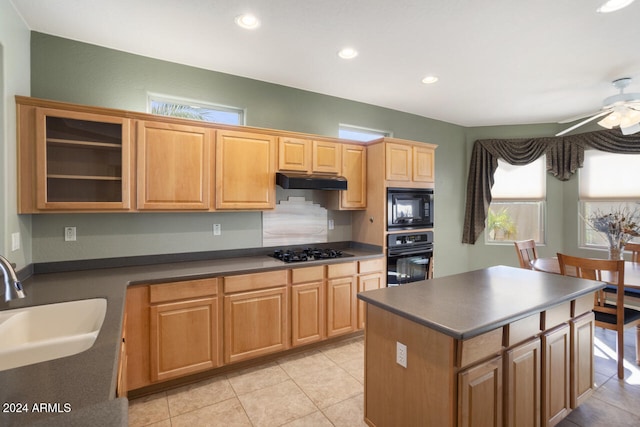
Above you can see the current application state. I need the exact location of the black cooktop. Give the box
[270,248,353,263]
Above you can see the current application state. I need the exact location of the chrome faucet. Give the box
[0,255,26,302]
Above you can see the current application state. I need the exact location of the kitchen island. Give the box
[357,265,605,427]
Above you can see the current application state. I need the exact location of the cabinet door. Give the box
[570,313,595,409]
[224,286,288,363]
[327,276,356,337]
[125,285,151,391]
[413,145,435,183]
[385,142,412,181]
[312,140,341,174]
[458,356,503,427]
[150,297,220,382]
[137,121,212,210]
[216,130,276,209]
[340,144,367,209]
[278,136,311,172]
[541,324,570,427]
[291,282,325,346]
[34,108,132,210]
[116,311,128,398]
[505,338,541,427]
[357,273,383,329]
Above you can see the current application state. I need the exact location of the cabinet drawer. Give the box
[457,328,503,369]
[542,301,571,330]
[291,266,324,284]
[358,258,384,274]
[149,278,218,304]
[505,313,541,347]
[327,262,357,278]
[224,270,288,293]
[572,294,593,318]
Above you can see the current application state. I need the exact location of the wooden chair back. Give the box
[556,253,631,379]
[626,242,640,263]
[514,240,538,269]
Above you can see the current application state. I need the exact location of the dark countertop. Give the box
[0,248,382,426]
[357,265,605,340]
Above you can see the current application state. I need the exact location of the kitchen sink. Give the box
[0,298,107,371]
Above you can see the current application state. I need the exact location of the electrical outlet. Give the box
[213,224,222,236]
[396,341,407,368]
[11,233,20,251]
[64,226,77,242]
[328,219,335,230]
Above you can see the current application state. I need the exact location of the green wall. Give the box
[1,0,31,270]
[29,32,597,276]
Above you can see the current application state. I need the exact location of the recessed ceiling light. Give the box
[597,0,635,13]
[422,75,439,84]
[235,14,260,29]
[338,47,358,59]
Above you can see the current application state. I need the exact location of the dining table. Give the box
[531,257,640,285]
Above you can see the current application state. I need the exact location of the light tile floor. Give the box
[129,329,640,427]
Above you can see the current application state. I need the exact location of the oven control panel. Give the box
[388,231,434,248]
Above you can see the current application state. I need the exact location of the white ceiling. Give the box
[10,0,640,128]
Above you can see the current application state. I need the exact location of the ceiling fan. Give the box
[556,77,640,136]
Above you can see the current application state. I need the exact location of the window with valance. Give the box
[462,129,640,244]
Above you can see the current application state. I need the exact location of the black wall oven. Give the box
[387,231,433,286]
[387,187,434,230]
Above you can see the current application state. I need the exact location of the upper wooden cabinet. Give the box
[216,130,276,210]
[17,100,132,212]
[136,121,212,210]
[385,140,436,184]
[278,137,341,174]
[312,140,341,174]
[339,144,366,209]
[278,137,311,172]
[413,144,435,183]
[385,142,412,182]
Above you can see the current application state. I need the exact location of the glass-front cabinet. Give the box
[35,108,131,210]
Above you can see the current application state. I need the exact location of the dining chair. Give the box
[557,253,640,379]
[626,242,640,262]
[514,239,538,269]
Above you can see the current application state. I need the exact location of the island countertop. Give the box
[357,265,605,340]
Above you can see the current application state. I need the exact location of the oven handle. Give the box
[388,248,433,257]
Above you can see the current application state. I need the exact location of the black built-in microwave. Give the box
[387,188,434,230]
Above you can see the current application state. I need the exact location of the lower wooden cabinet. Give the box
[291,266,325,347]
[570,312,595,409]
[124,257,384,393]
[223,271,289,364]
[150,296,220,381]
[504,338,541,427]
[124,278,221,391]
[149,279,221,382]
[116,311,128,398]
[458,356,503,427]
[542,324,571,427]
[326,262,357,337]
[357,272,383,329]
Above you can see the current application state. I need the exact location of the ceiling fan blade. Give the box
[558,110,605,124]
[555,110,612,136]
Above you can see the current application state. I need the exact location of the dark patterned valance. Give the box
[462,129,640,244]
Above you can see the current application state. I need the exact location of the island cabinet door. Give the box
[458,355,503,427]
[541,324,571,427]
[504,338,541,427]
[570,312,595,409]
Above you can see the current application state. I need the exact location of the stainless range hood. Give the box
[276,172,348,190]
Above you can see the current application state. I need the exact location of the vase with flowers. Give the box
[583,207,640,259]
